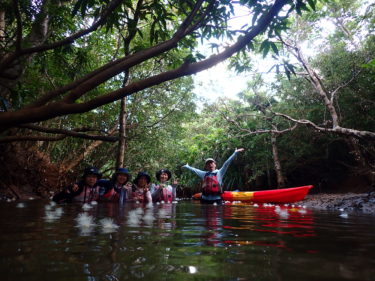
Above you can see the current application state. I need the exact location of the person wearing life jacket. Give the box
[99,168,132,203]
[151,169,177,203]
[128,172,152,203]
[52,166,102,203]
[182,148,244,203]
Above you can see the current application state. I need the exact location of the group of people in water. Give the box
[53,168,176,204]
[52,148,244,204]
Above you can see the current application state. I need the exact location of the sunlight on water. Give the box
[0,200,374,281]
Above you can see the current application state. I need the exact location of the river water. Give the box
[0,199,374,281]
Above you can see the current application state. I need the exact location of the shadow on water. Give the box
[0,199,375,281]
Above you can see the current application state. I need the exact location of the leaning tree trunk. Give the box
[270,130,286,188]
[62,125,118,172]
[64,140,105,172]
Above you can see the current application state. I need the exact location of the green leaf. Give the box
[270,42,279,56]
[260,40,271,58]
[307,0,316,11]
[137,28,144,39]
[195,53,206,60]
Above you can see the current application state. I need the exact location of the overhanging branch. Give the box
[0,0,289,130]
[24,0,208,109]
[0,124,120,142]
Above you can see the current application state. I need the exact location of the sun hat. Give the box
[112,168,131,181]
[134,172,151,185]
[82,166,102,179]
[155,169,172,181]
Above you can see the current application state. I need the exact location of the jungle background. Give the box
[0,0,374,200]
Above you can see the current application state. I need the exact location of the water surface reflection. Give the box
[0,200,374,281]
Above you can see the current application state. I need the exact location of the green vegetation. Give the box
[0,0,374,197]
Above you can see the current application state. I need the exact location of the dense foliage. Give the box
[0,0,374,198]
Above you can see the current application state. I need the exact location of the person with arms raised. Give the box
[182,148,244,204]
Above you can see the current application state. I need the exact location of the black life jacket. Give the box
[202,172,220,196]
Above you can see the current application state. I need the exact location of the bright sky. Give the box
[193,62,248,102]
[192,3,280,103]
[193,5,250,103]
[192,1,358,104]
[192,51,277,104]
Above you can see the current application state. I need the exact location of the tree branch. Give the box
[0,135,66,143]
[0,0,289,130]
[23,124,119,141]
[330,68,362,103]
[224,112,298,137]
[274,112,375,139]
[24,0,207,109]
[0,124,120,142]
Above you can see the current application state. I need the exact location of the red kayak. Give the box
[193,185,313,203]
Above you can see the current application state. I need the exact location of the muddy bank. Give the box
[301,192,375,214]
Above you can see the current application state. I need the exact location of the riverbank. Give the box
[301,192,375,214]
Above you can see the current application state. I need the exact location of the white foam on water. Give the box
[339,213,349,218]
[82,203,93,210]
[99,218,119,233]
[75,213,96,228]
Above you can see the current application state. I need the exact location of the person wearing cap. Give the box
[52,166,102,203]
[182,148,244,203]
[99,168,132,203]
[150,169,177,203]
[127,172,152,203]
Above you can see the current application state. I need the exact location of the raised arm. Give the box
[182,164,207,179]
[217,148,244,182]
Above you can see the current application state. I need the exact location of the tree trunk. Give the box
[0,10,4,43]
[63,140,104,172]
[270,131,286,188]
[116,97,127,168]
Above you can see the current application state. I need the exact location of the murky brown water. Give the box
[0,200,374,281]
